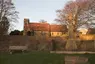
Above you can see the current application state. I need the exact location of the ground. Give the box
[0,52,95,64]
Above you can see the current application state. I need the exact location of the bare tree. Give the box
[0,0,18,35]
[39,19,47,23]
[56,0,95,50]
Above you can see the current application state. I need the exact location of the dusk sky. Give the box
[12,0,70,30]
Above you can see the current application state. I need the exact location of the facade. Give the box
[78,28,88,34]
[23,18,67,37]
[50,25,67,36]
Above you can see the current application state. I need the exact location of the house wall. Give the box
[79,34,95,40]
[23,18,67,37]
[34,31,49,37]
[50,32,63,37]
[1,36,95,52]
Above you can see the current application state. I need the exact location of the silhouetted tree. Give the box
[10,30,20,35]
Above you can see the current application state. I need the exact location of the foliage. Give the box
[0,0,18,35]
[56,0,95,50]
[10,30,21,35]
[20,30,23,35]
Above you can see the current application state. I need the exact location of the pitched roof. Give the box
[50,25,67,32]
[29,23,50,31]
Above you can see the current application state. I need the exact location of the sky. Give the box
[12,0,71,31]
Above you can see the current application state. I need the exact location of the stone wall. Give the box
[0,35,52,52]
[0,35,95,52]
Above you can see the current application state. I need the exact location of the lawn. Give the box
[0,52,95,64]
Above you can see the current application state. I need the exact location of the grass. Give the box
[0,52,95,64]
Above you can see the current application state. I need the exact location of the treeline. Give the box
[10,30,23,35]
[9,30,34,36]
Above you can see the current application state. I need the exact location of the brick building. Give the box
[23,18,67,37]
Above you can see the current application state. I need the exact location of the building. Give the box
[50,25,67,36]
[78,28,88,34]
[23,18,67,37]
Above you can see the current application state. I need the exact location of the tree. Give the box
[20,30,23,35]
[0,0,18,35]
[56,0,95,50]
[39,19,47,23]
[10,30,20,35]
